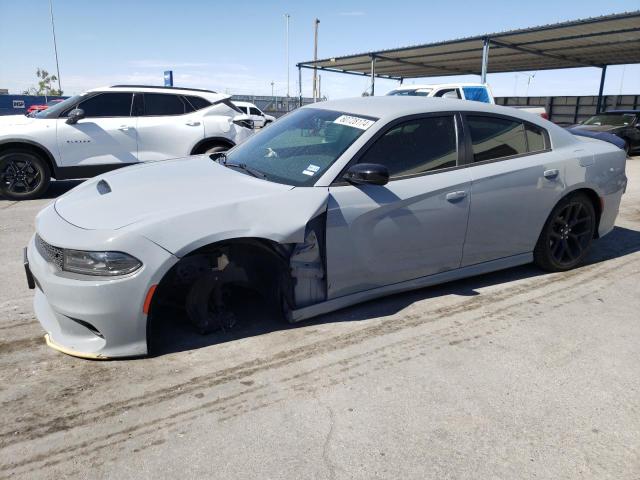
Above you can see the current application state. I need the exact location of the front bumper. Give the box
[27,205,178,358]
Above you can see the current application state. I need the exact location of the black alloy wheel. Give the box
[534,193,596,272]
[0,150,50,200]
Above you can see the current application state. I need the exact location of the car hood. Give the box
[55,156,295,231]
[54,155,330,256]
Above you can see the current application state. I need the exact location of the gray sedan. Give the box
[26,97,627,358]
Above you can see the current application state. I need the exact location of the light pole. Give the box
[284,14,290,98]
[312,18,320,102]
[49,0,62,93]
[271,81,275,98]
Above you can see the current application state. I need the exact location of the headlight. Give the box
[63,250,142,276]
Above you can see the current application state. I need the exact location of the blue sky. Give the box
[1,0,638,98]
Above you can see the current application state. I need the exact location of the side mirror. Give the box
[66,108,85,125]
[343,163,389,186]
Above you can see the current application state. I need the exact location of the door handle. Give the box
[118,125,132,131]
[446,191,468,202]
[185,121,201,126]
[544,169,559,180]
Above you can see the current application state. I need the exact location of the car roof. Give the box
[307,96,541,122]
[85,85,229,102]
[604,110,640,114]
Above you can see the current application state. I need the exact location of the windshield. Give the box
[582,113,635,127]
[225,108,376,186]
[386,88,433,97]
[35,95,81,118]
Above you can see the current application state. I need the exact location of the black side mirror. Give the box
[66,108,85,125]
[343,163,389,186]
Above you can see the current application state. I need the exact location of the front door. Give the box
[56,92,138,167]
[326,114,472,299]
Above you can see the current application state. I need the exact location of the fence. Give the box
[495,94,640,125]
[0,95,66,116]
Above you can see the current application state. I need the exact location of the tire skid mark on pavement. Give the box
[1,254,638,476]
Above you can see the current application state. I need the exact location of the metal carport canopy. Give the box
[297,11,640,81]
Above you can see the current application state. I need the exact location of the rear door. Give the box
[326,114,472,299]
[56,92,139,167]
[460,113,564,266]
[135,93,204,161]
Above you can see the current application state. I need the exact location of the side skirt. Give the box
[289,253,533,323]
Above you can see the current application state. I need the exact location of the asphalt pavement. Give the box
[0,159,639,479]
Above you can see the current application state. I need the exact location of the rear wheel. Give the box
[0,149,50,200]
[533,193,596,272]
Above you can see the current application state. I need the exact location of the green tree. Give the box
[22,68,63,96]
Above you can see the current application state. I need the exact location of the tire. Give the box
[0,149,51,200]
[203,145,230,155]
[533,193,596,272]
[624,142,631,157]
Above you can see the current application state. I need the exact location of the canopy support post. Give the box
[596,65,607,113]
[298,65,302,108]
[370,55,376,96]
[481,37,490,84]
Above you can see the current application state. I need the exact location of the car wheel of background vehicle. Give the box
[204,145,229,155]
[0,149,50,200]
[533,193,596,272]
[624,142,631,157]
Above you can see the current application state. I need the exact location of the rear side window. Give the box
[359,116,457,178]
[434,88,461,99]
[185,95,211,111]
[249,107,262,116]
[143,93,187,116]
[467,116,527,162]
[76,93,133,117]
[525,123,546,152]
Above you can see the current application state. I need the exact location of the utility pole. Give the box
[284,13,290,98]
[271,81,275,98]
[312,18,320,102]
[49,0,62,92]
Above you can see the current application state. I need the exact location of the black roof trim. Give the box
[110,85,217,94]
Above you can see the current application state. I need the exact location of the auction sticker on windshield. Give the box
[334,115,375,130]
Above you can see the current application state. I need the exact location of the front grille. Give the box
[35,234,64,269]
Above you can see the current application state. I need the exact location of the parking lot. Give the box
[0,157,638,478]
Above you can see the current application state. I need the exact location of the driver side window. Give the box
[358,116,458,178]
[74,93,133,118]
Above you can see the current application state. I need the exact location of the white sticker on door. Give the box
[333,115,375,130]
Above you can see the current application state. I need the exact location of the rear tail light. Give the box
[541,112,549,120]
[233,119,254,129]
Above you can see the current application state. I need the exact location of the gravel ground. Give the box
[0,158,639,479]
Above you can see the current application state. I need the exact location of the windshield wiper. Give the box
[209,152,266,179]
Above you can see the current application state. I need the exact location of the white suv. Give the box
[0,85,254,199]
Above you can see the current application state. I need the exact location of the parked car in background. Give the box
[0,85,254,199]
[26,99,65,116]
[386,83,495,104]
[233,101,276,128]
[25,97,626,358]
[568,110,640,156]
